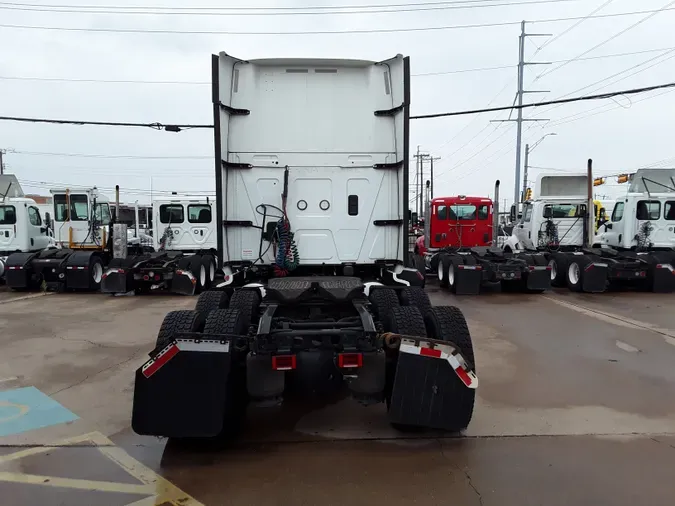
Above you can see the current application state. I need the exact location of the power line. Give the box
[3,46,674,86]
[2,7,675,36]
[410,81,675,119]
[10,149,210,159]
[0,115,211,130]
[1,81,673,129]
[0,0,581,17]
[529,48,675,120]
[536,0,615,52]
[0,0,578,11]
[535,0,675,81]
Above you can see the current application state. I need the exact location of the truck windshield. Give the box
[95,203,111,225]
[160,204,184,224]
[53,194,89,221]
[544,204,586,218]
[0,205,16,225]
[448,205,476,221]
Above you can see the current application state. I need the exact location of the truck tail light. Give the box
[272,355,296,371]
[338,353,363,368]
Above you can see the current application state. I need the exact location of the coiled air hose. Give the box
[274,216,299,276]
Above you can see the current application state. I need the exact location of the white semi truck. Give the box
[0,175,57,281]
[101,198,217,295]
[3,179,126,291]
[130,51,478,440]
[504,162,675,293]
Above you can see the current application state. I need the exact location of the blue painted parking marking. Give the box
[0,386,78,437]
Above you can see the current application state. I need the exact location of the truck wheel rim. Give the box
[209,261,215,281]
[437,260,444,281]
[92,263,103,283]
[200,265,206,286]
[548,259,557,280]
[448,263,455,285]
[568,262,580,285]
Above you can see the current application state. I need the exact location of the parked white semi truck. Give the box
[3,178,130,291]
[130,51,478,440]
[0,175,57,281]
[101,198,217,295]
[504,162,675,293]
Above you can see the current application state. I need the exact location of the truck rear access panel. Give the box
[214,52,408,269]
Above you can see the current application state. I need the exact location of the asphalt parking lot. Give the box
[0,285,674,506]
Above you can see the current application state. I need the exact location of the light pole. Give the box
[523,133,556,201]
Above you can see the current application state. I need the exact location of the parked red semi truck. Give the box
[411,182,550,294]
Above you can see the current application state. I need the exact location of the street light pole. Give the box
[522,133,556,202]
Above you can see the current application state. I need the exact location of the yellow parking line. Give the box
[0,472,153,494]
[0,431,204,506]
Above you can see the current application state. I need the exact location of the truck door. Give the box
[600,201,624,246]
[186,204,215,248]
[156,204,185,250]
[0,205,17,251]
[636,199,672,247]
[513,203,534,249]
[27,206,51,250]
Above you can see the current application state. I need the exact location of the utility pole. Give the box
[492,21,551,209]
[430,156,440,200]
[522,143,529,201]
[0,149,4,175]
[413,148,431,219]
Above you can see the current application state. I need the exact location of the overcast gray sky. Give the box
[0,0,673,206]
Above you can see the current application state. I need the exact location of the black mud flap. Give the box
[388,338,477,431]
[131,339,232,438]
[525,267,551,291]
[651,264,675,293]
[455,267,482,295]
[583,262,608,293]
[4,252,37,289]
[101,268,129,294]
[170,270,197,296]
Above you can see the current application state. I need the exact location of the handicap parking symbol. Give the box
[0,386,78,437]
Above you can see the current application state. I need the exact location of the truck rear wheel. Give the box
[423,306,475,432]
[566,255,590,292]
[398,286,432,317]
[189,255,206,294]
[369,287,399,321]
[229,289,261,326]
[447,255,463,294]
[438,254,450,288]
[88,255,104,291]
[549,252,568,287]
[201,254,216,289]
[382,305,427,432]
[154,310,205,355]
[195,290,230,318]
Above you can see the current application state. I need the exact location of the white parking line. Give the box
[543,295,675,348]
[0,292,53,305]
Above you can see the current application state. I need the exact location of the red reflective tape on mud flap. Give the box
[140,339,230,378]
[142,343,179,378]
[399,339,478,389]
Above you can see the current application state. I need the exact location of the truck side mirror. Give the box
[509,205,516,223]
[604,222,613,231]
[543,207,553,219]
[44,212,52,230]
